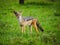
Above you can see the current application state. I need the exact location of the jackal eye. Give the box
[17,13,19,15]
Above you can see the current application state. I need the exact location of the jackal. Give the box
[13,10,44,33]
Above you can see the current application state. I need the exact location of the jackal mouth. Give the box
[13,11,19,15]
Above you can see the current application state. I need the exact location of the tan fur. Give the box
[32,19,39,33]
[13,10,40,33]
[20,19,39,33]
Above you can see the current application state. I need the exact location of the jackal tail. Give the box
[36,22,44,32]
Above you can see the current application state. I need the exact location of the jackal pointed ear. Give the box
[19,10,23,15]
[19,10,22,13]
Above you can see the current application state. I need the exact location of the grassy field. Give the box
[0,0,60,45]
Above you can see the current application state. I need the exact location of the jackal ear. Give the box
[19,10,23,15]
[19,10,22,13]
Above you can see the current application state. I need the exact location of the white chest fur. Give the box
[18,16,23,23]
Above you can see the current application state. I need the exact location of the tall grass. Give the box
[0,0,60,45]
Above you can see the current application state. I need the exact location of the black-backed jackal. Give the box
[13,10,44,33]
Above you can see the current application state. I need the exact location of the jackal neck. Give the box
[18,15,24,23]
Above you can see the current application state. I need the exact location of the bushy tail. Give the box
[36,22,44,32]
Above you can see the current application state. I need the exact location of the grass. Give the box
[0,0,60,45]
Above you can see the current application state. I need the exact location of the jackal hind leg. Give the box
[33,22,39,33]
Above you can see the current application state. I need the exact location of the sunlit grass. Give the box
[0,0,60,45]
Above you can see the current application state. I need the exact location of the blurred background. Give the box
[0,0,60,45]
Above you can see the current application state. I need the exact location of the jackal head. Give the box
[13,10,22,18]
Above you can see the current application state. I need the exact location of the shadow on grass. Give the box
[24,2,53,6]
[54,13,60,16]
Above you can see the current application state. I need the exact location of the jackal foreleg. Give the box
[29,25,32,33]
[21,26,25,33]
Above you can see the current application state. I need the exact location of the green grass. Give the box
[0,0,60,45]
